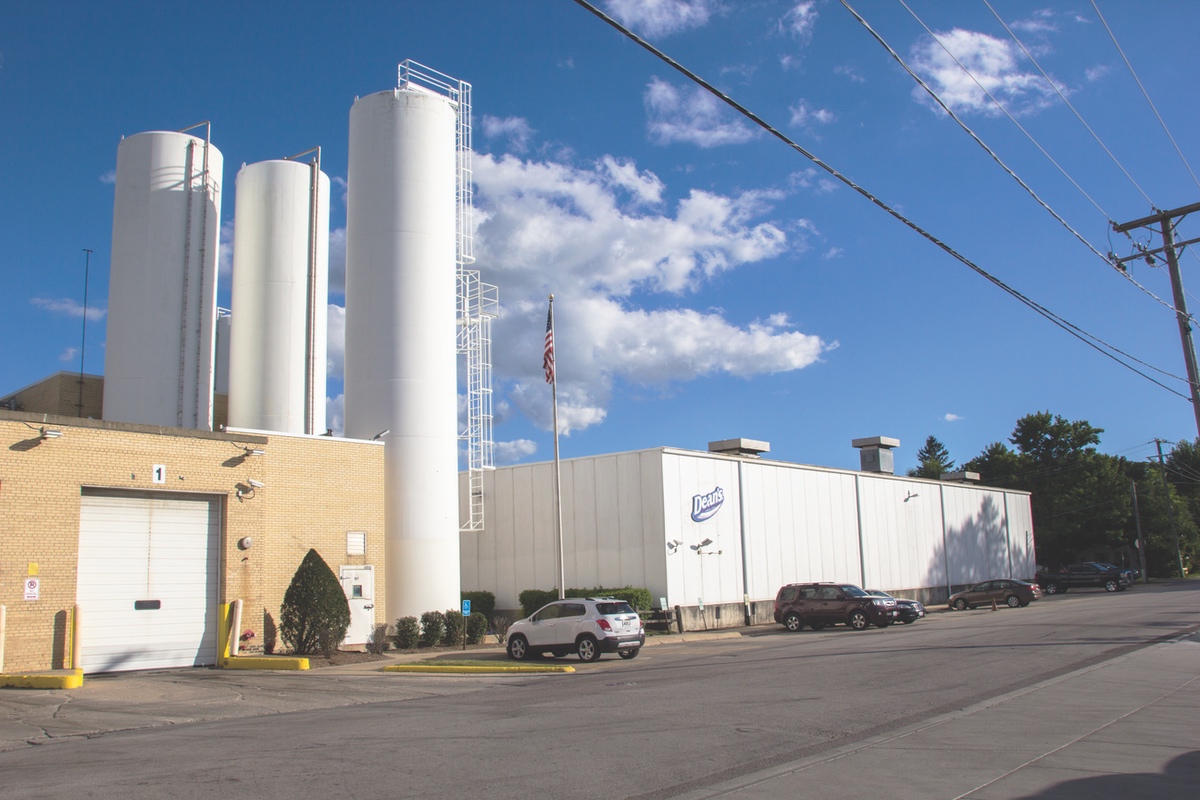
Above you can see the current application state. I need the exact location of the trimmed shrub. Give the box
[444,610,467,647]
[279,549,351,657]
[420,610,447,647]
[366,623,390,655]
[461,590,496,621]
[519,589,559,617]
[466,611,488,644]
[393,616,420,650]
[519,586,653,616]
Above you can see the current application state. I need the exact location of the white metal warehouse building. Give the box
[460,439,1035,628]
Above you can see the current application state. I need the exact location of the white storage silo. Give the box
[228,159,329,434]
[344,84,460,621]
[103,130,223,430]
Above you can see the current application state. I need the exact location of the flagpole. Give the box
[548,294,565,600]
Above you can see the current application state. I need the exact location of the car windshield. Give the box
[865,590,891,598]
[595,602,635,615]
[841,586,868,598]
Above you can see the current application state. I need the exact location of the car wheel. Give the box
[783,613,804,632]
[900,619,914,624]
[848,610,869,630]
[1006,594,1021,608]
[1044,582,1061,595]
[618,648,640,660]
[1019,601,1030,607]
[1104,579,1118,592]
[809,623,825,631]
[551,649,569,658]
[577,635,601,662]
[953,598,968,611]
[507,634,529,661]
[875,619,892,629]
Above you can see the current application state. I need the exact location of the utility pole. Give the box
[1113,202,1200,439]
[1154,439,1187,578]
[1130,480,1148,583]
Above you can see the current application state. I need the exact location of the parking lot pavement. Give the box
[673,631,1200,799]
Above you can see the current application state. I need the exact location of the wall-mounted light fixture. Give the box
[247,478,264,489]
[666,539,684,554]
[692,537,721,555]
[243,447,265,457]
[371,429,390,441]
[39,428,63,440]
[904,491,919,503]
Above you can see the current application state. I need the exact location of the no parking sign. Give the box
[24,578,39,601]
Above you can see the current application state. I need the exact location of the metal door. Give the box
[339,566,375,646]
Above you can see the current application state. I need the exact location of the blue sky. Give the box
[4,0,1200,475]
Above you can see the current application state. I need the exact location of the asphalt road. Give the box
[2,581,1198,799]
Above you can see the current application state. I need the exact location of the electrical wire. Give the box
[569,0,1192,401]
[888,0,1178,317]
[1091,0,1200,193]
[982,0,1156,208]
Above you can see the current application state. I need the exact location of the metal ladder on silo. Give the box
[400,60,497,532]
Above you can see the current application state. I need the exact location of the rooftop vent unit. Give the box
[852,436,899,474]
[940,470,981,483]
[708,438,770,458]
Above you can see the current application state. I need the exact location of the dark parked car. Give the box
[948,579,1039,610]
[866,590,925,623]
[1036,563,1131,594]
[774,582,898,631]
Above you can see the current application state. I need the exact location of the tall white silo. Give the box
[228,159,330,434]
[345,82,460,621]
[103,129,223,430]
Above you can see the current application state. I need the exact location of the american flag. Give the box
[543,304,555,385]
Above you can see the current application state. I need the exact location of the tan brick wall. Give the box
[0,412,384,672]
[1,372,103,419]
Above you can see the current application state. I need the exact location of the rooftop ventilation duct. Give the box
[708,438,770,458]
[940,470,981,483]
[852,436,899,474]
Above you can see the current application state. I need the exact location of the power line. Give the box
[885,0,1178,317]
[982,0,1157,209]
[1092,0,1200,193]
[569,0,1191,402]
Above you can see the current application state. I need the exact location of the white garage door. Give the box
[77,490,220,673]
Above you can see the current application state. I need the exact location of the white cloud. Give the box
[472,152,830,434]
[59,346,78,363]
[787,168,837,194]
[644,77,757,148]
[789,100,835,128]
[944,413,962,422]
[327,393,344,436]
[603,0,718,38]
[31,297,105,321]
[836,65,866,83]
[823,247,843,259]
[779,2,818,43]
[482,115,536,153]
[1085,64,1109,82]
[327,304,345,381]
[99,169,116,184]
[496,439,538,465]
[328,226,346,296]
[909,28,1061,117]
[218,218,235,279]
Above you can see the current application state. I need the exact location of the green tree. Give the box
[907,435,955,479]
[279,549,351,656]
[966,411,1130,567]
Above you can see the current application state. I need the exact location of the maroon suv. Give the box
[774,582,898,631]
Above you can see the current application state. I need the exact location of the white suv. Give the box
[507,597,645,662]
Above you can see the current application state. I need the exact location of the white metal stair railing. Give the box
[399,60,496,532]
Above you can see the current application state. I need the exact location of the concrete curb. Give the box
[0,669,84,690]
[222,656,309,670]
[383,663,575,674]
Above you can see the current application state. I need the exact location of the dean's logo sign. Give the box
[691,487,725,522]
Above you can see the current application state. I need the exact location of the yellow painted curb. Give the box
[0,669,84,690]
[383,664,575,674]
[222,656,310,670]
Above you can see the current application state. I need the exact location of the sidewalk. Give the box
[674,631,1200,799]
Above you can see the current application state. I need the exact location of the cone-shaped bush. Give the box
[280,548,351,656]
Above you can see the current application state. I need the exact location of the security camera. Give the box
[247,479,264,489]
[698,538,713,548]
